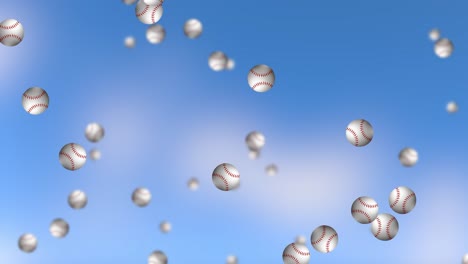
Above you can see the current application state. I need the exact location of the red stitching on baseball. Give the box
[0,21,19,29]
[71,144,86,159]
[374,217,382,237]
[386,217,396,239]
[402,193,415,213]
[151,4,162,23]
[352,209,371,222]
[60,152,75,170]
[136,5,149,16]
[390,188,400,208]
[325,233,337,253]
[346,128,359,146]
[358,198,378,208]
[212,173,229,190]
[282,254,300,264]
[23,91,46,100]
[28,104,48,113]
[291,243,309,256]
[222,164,239,178]
[360,120,372,141]
[252,81,273,89]
[0,34,22,42]
[312,226,326,245]
[250,69,273,77]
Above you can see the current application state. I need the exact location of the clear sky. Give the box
[1,0,467,263]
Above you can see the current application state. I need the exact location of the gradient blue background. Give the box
[1,0,467,263]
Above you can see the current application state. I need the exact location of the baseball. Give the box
[266,164,278,176]
[49,218,70,238]
[212,163,240,191]
[208,51,228,71]
[124,36,136,48]
[136,0,163,25]
[447,101,458,113]
[226,255,238,264]
[159,221,171,233]
[18,233,38,253]
[462,253,468,264]
[346,119,374,147]
[370,213,399,241]
[248,149,260,160]
[188,177,199,191]
[0,19,24,46]
[123,0,137,5]
[59,143,87,171]
[68,190,88,209]
[398,147,418,167]
[248,64,275,92]
[148,250,167,264]
[245,131,266,151]
[351,196,379,224]
[282,243,310,264]
[132,187,152,207]
[389,186,416,214]
[429,28,440,42]
[434,38,454,58]
[310,225,338,253]
[89,148,101,161]
[22,87,49,115]
[295,235,307,245]
[184,18,203,39]
[226,58,235,70]
[85,122,105,142]
[146,24,166,44]
[144,0,163,5]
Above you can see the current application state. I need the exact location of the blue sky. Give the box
[1,0,467,263]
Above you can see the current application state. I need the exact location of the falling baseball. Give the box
[282,243,310,264]
[266,164,278,176]
[226,255,238,264]
[351,196,379,224]
[22,87,49,115]
[146,24,166,44]
[0,19,24,46]
[370,213,399,241]
[187,177,199,191]
[462,253,468,264]
[248,149,260,160]
[248,64,275,92]
[212,163,240,191]
[89,149,101,161]
[59,143,87,171]
[398,147,418,167]
[124,36,136,48]
[49,218,70,238]
[123,0,137,5]
[132,187,152,207]
[389,186,416,214]
[18,233,38,253]
[85,122,105,142]
[447,101,458,113]
[208,51,228,71]
[148,250,168,264]
[144,0,163,5]
[184,18,203,39]
[310,225,338,253]
[434,38,454,58]
[159,221,171,233]
[68,190,88,209]
[428,28,440,42]
[245,131,266,151]
[226,58,235,70]
[346,119,374,147]
[136,0,163,25]
[295,235,307,245]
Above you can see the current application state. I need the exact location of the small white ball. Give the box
[212,163,240,191]
[434,38,454,58]
[184,18,203,39]
[226,255,238,264]
[136,0,163,25]
[310,225,338,253]
[49,218,70,238]
[124,36,136,48]
[248,149,260,160]
[282,243,310,264]
[345,119,374,147]
[59,143,87,171]
[399,147,418,167]
[146,24,166,44]
[447,101,458,113]
[187,177,199,191]
[132,187,152,207]
[295,235,307,245]
[22,87,49,115]
[462,253,468,264]
[389,186,416,214]
[18,233,38,253]
[247,64,275,92]
[428,28,440,42]
[148,250,167,264]
[89,149,101,161]
[0,19,24,46]
[245,131,266,151]
[159,221,171,233]
[85,122,105,142]
[265,164,278,176]
[351,196,379,224]
[208,51,228,71]
[370,213,399,241]
[123,0,137,5]
[226,58,235,70]
[68,190,88,209]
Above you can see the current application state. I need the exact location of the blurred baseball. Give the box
[144,0,163,5]
[351,196,379,224]
[248,64,275,92]
[295,235,307,245]
[184,18,203,39]
[310,225,338,253]
[398,147,418,167]
[248,149,260,160]
[265,164,278,176]
[68,190,88,209]
[371,213,399,241]
[346,119,374,147]
[148,250,167,264]
[160,221,171,233]
[22,87,49,115]
[0,19,24,46]
[462,253,468,264]
[132,187,152,207]
[89,149,101,161]
[136,0,163,24]
[447,101,458,113]
[282,243,310,264]
[389,186,416,214]
[208,51,228,71]
[188,177,199,190]
[123,0,137,4]
[226,58,235,70]
[49,218,70,238]
[146,24,166,44]
[124,36,136,48]
[85,122,105,142]
[434,38,454,58]
[212,163,240,191]
[59,143,87,171]
[245,131,265,151]
[429,28,440,42]
[226,255,238,264]
[18,233,38,253]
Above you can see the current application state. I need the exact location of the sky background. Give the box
[1,0,467,263]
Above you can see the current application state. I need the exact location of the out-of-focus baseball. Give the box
[148,250,167,264]
[49,218,70,238]
[398,147,418,167]
[188,177,199,190]
[146,24,166,44]
[226,255,238,264]
[248,149,260,160]
[282,243,310,264]
[159,221,171,233]
[295,235,307,245]
[0,19,24,46]
[208,51,228,71]
[370,213,399,241]
[346,119,374,147]
[123,0,137,5]
[144,0,163,5]
[212,163,240,191]
[248,64,275,92]
[311,225,338,253]
[389,186,416,214]
[266,164,278,176]
[89,149,101,161]
[59,143,87,171]
[184,18,202,39]
[85,122,105,142]
[351,196,379,224]
[18,233,38,253]
[136,0,163,25]
[132,187,151,207]
[462,253,468,264]
[226,58,235,70]
[68,190,88,209]
[429,28,440,42]
[434,38,454,58]
[245,131,265,151]
[22,87,49,115]
[124,36,136,48]
[447,101,458,113]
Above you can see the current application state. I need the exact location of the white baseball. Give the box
[22,87,49,115]
[370,213,399,241]
[346,119,374,147]
[188,177,199,190]
[266,164,278,176]
[18,233,38,253]
[351,196,379,224]
[148,250,168,264]
[146,24,166,44]
[136,0,163,25]
[226,255,238,264]
[123,0,137,5]
[310,225,338,253]
[462,253,468,264]
[282,243,310,264]
[447,101,458,113]
[389,186,416,214]
[68,190,88,209]
[159,221,171,233]
[212,163,240,191]
[208,51,228,71]
[248,64,275,92]
[429,28,440,42]
[226,58,235,70]
[59,143,87,171]
[399,147,418,167]
[184,18,203,39]
[49,218,70,238]
[248,149,260,160]
[434,38,454,58]
[295,235,307,245]
[0,19,24,46]
[144,0,164,5]
[89,148,101,161]
[85,122,105,142]
[245,131,265,151]
[132,187,152,207]
[124,36,136,48]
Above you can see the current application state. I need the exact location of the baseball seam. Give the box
[374,217,382,237]
[346,128,359,146]
[0,21,19,29]
[0,34,22,42]
[151,4,162,23]
[390,188,400,208]
[222,164,239,178]
[28,104,48,113]
[312,226,326,245]
[250,69,272,77]
[358,198,378,208]
[360,120,372,141]
[23,91,46,100]
[325,233,337,253]
[252,81,273,89]
[70,144,86,159]
[402,193,415,213]
[282,254,300,264]
[136,5,149,16]
[386,217,396,239]
[60,152,75,170]
[212,173,229,190]
[352,209,371,222]
[291,244,309,256]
